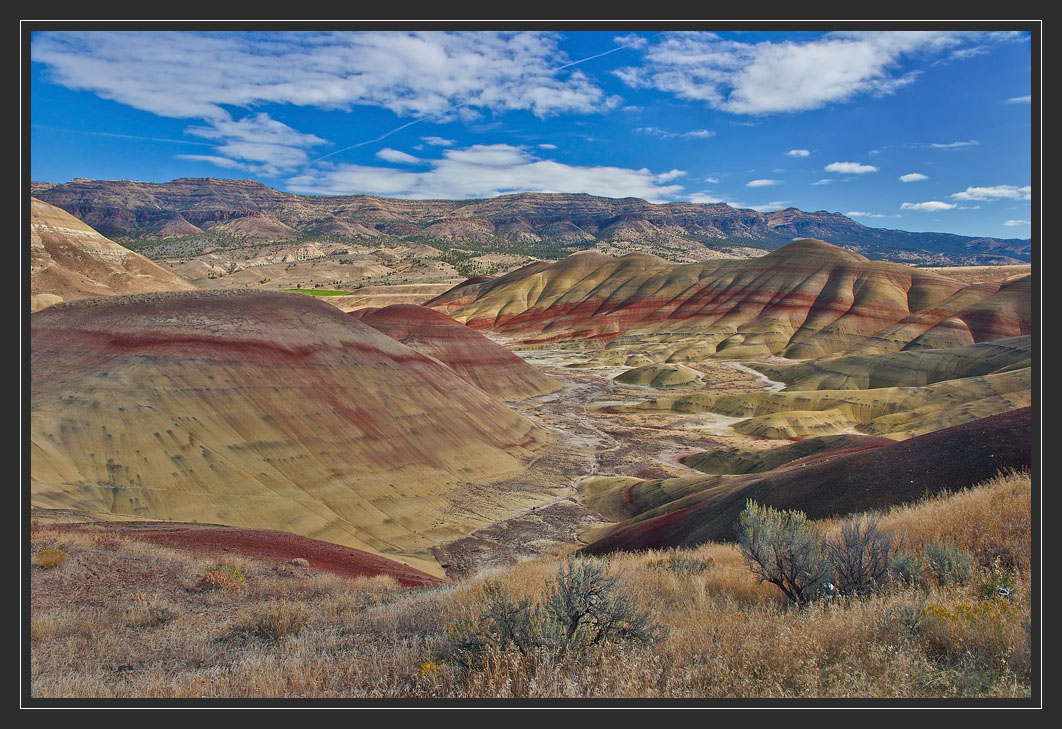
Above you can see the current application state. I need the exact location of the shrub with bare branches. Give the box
[826,515,896,596]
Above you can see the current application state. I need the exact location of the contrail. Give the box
[299,34,652,173]
[34,126,215,146]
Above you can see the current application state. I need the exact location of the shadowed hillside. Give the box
[581,407,1031,555]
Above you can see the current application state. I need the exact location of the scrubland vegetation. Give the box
[27,470,1034,700]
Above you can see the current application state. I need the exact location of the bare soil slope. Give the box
[30,290,554,575]
[353,304,561,400]
[30,198,195,311]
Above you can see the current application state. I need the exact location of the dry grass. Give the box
[27,470,1034,700]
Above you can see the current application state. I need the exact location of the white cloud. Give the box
[376,148,422,165]
[537,143,558,149]
[704,176,720,184]
[612,30,1012,115]
[929,140,979,149]
[811,178,833,185]
[636,126,715,139]
[900,172,929,182]
[182,113,328,175]
[747,179,781,187]
[951,185,1032,201]
[687,192,726,204]
[846,211,889,218]
[34,30,614,121]
[825,161,879,174]
[32,30,618,174]
[746,201,792,212]
[786,149,810,157]
[1003,219,1031,226]
[1006,95,1031,104]
[901,201,956,211]
[286,144,689,202]
[421,136,455,146]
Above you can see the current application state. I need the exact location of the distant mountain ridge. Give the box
[30,177,1032,264]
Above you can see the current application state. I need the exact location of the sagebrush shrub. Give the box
[545,558,662,651]
[441,559,663,669]
[736,500,832,604]
[826,515,896,596]
[888,549,925,587]
[925,540,973,587]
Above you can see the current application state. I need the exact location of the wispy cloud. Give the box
[825,161,878,174]
[687,192,726,204]
[32,30,620,175]
[786,149,810,157]
[811,178,833,186]
[613,30,1017,115]
[951,185,1031,201]
[899,172,928,182]
[846,211,890,218]
[376,148,423,165]
[929,140,979,149]
[901,201,956,211]
[1003,219,1031,226]
[635,126,715,139]
[746,200,792,212]
[746,179,781,187]
[286,143,688,202]
[182,113,328,175]
[421,136,455,146]
[1006,95,1031,104]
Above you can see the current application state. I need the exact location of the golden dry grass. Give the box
[27,470,1034,700]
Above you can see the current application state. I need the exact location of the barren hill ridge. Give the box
[31,178,1031,264]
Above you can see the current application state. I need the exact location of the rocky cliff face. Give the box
[31,178,1032,263]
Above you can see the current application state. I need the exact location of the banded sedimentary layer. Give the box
[352,304,561,401]
[29,197,195,311]
[30,291,553,575]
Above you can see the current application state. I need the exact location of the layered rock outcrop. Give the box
[29,198,195,311]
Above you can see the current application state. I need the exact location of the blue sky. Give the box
[28,26,1035,239]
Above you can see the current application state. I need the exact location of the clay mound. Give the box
[353,304,561,401]
[30,198,195,311]
[44,521,443,586]
[426,239,1006,362]
[843,277,1033,355]
[681,433,896,475]
[582,407,1031,554]
[613,363,703,389]
[619,366,1030,439]
[326,284,462,313]
[30,290,553,576]
[757,335,1031,391]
